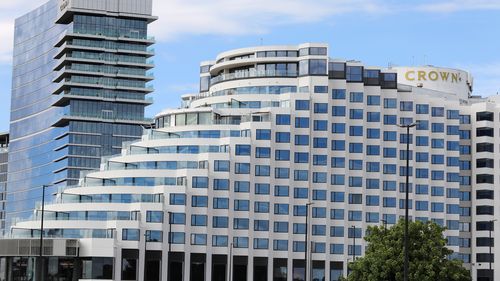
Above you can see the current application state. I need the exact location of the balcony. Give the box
[210,69,298,85]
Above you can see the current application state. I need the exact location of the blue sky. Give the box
[0,0,499,132]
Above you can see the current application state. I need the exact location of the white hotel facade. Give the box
[0,43,498,281]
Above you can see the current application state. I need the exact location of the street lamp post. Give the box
[38,184,50,281]
[144,231,149,281]
[304,202,314,281]
[167,211,172,281]
[351,226,356,263]
[397,122,417,281]
[489,219,497,280]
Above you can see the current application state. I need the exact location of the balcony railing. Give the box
[210,69,298,84]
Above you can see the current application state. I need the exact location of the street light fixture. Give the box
[304,202,314,281]
[397,122,417,281]
[38,184,52,281]
[490,219,497,280]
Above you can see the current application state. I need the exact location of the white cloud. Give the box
[416,0,500,13]
[0,0,47,63]
[150,0,388,41]
[455,62,500,96]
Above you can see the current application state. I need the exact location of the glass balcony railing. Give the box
[211,69,298,84]
[62,112,153,123]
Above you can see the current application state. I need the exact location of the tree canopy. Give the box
[342,220,471,281]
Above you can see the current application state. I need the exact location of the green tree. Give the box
[343,220,471,281]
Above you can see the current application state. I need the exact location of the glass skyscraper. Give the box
[4,0,155,233]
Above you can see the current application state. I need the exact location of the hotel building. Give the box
[1,43,497,281]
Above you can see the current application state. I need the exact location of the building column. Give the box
[247,255,253,281]
[183,251,191,281]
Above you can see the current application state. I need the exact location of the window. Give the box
[349,126,363,136]
[191,215,207,226]
[346,66,363,82]
[146,211,164,223]
[349,159,363,170]
[295,100,310,110]
[293,187,309,199]
[275,150,290,161]
[476,111,494,121]
[170,213,186,224]
[213,216,229,228]
[255,165,270,176]
[314,103,328,113]
[348,211,362,221]
[234,200,250,212]
[192,196,208,207]
[350,92,363,103]
[431,107,444,117]
[383,197,396,208]
[367,112,380,122]
[367,95,380,105]
[214,160,230,171]
[191,234,207,245]
[274,185,289,197]
[416,104,429,114]
[254,220,269,231]
[235,163,250,174]
[313,190,327,200]
[349,143,363,153]
[332,123,345,133]
[295,135,309,146]
[331,157,345,168]
[350,109,363,119]
[122,229,140,241]
[313,155,327,166]
[274,204,289,215]
[294,170,308,181]
[235,145,251,156]
[274,222,288,233]
[331,175,345,185]
[276,114,290,125]
[332,89,346,99]
[170,194,186,205]
[400,101,413,111]
[330,226,344,237]
[384,98,397,108]
[212,236,228,247]
[273,240,288,251]
[367,146,380,156]
[332,106,346,116]
[254,238,269,249]
[314,86,328,93]
[295,117,310,128]
[256,129,271,140]
[192,177,208,188]
[255,183,270,194]
[275,167,290,179]
[255,202,270,213]
[331,192,345,202]
[384,115,397,125]
[366,195,379,206]
[313,172,327,183]
[367,128,380,139]
[213,179,229,190]
[384,131,397,141]
[234,181,250,192]
[349,194,362,204]
[255,147,271,158]
[213,198,229,209]
[331,209,344,220]
[313,120,328,131]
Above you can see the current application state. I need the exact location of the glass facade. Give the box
[4,0,154,234]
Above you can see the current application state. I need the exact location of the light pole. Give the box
[144,231,149,281]
[304,202,314,281]
[38,184,51,281]
[351,226,356,263]
[397,122,417,281]
[167,211,172,281]
[489,219,497,280]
